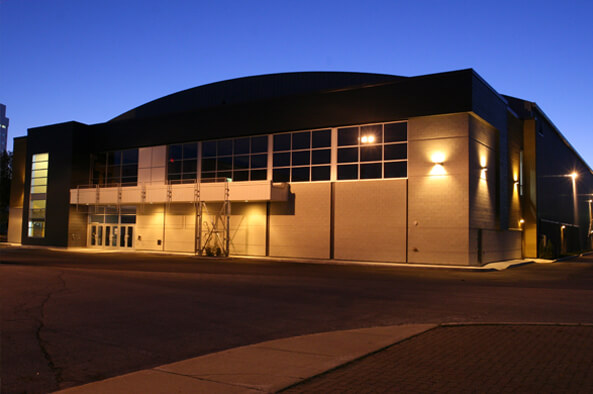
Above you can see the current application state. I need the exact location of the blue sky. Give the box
[1,0,592,166]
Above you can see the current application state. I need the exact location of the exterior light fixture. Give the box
[519,219,525,225]
[569,172,578,180]
[360,135,375,144]
[429,152,446,176]
[561,225,566,230]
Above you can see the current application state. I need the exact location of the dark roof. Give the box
[110,72,405,122]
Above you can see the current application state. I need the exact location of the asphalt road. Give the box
[1,246,592,393]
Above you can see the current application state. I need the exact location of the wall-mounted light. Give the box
[360,135,376,144]
[429,152,446,176]
[479,156,487,180]
[569,172,578,180]
[519,219,525,226]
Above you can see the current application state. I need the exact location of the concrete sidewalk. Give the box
[55,322,593,393]
[54,324,436,393]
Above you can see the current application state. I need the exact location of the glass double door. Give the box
[89,223,134,248]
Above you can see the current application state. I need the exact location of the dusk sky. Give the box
[1,0,592,167]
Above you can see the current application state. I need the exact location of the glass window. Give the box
[292,151,310,166]
[233,155,249,169]
[384,161,407,178]
[292,131,310,150]
[234,138,250,155]
[202,141,216,157]
[312,149,331,165]
[361,163,382,179]
[183,143,198,159]
[291,167,310,182]
[251,169,267,181]
[273,153,290,167]
[218,140,232,156]
[251,136,268,153]
[312,129,331,148]
[338,127,358,146]
[274,134,291,151]
[338,164,358,180]
[311,166,330,181]
[273,168,290,182]
[338,148,358,163]
[384,122,407,142]
[360,125,383,143]
[384,143,407,160]
[29,153,49,238]
[360,146,382,162]
[251,154,267,168]
[233,170,249,181]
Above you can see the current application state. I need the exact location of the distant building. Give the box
[0,104,8,153]
[7,70,593,263]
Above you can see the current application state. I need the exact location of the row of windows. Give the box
[92,149,139,186]
[91,122,408,185]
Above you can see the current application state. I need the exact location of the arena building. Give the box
[8,69,593,265]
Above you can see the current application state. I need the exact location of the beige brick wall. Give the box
[164,203,196,253]
[269,183,331,259]
[470,229,521,263]
[230,202,266,256]
[136,204,165,250]
[407,113,470,265]
[7,207,22,243]
[469,115,498,229]
[334,179,406,262]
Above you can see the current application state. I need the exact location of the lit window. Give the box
[28,153,49,238]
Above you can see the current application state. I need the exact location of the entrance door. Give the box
[89,223,134,249]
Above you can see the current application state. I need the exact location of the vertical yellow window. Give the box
[28,153,49,238]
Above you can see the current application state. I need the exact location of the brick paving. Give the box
[281,325,593,393]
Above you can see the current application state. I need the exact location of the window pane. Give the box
[105,215,118,224]
[202,158,216,172]
[291,167,310,182]
[273,152,290,167]
[183,143,198,159]
[108,151,121,165]
[360,163,381,179]
[384,161,407,178]
[233,155,249,169]
[251,136,268,153]
[33,153,49,162]
[360,146,382,162]
[312,129,331,148]
[384,143,407,160]
[234,138,250,155]
[338,164,358,180]
[233,170,249,181]
[122,149,138,164]
[183,159,197,173]
[122,164,137,178]
[360,125,382,143]
[202,141,216,157]
[168,161,182,174]
[338,147,358,163]
[274,134,291,151]
[121,215,136,224]
[218,140,232,156]
[292,131,310,149]
[217,156,233,171]
[312,149,331,164]
[251,154,267,168]
[311,166,330,181]
[292,151,310,166]
[201,172,215,180]
[338,127,358,146]
[250,169,267,180]
[384,122,407,142]
[273,168,290,182]
[168,173,181,181]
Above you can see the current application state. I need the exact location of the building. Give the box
[0,104,8,153]
[7,70,593,265]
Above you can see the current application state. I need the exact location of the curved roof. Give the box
[110,72,404,122]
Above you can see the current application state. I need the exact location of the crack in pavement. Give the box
[33,270,68,389]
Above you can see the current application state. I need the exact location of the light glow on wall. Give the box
[429,152,446,176]
[480,155,487,180]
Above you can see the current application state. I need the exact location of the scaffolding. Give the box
[196,179,231,256]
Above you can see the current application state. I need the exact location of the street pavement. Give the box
[1,247,592,393]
